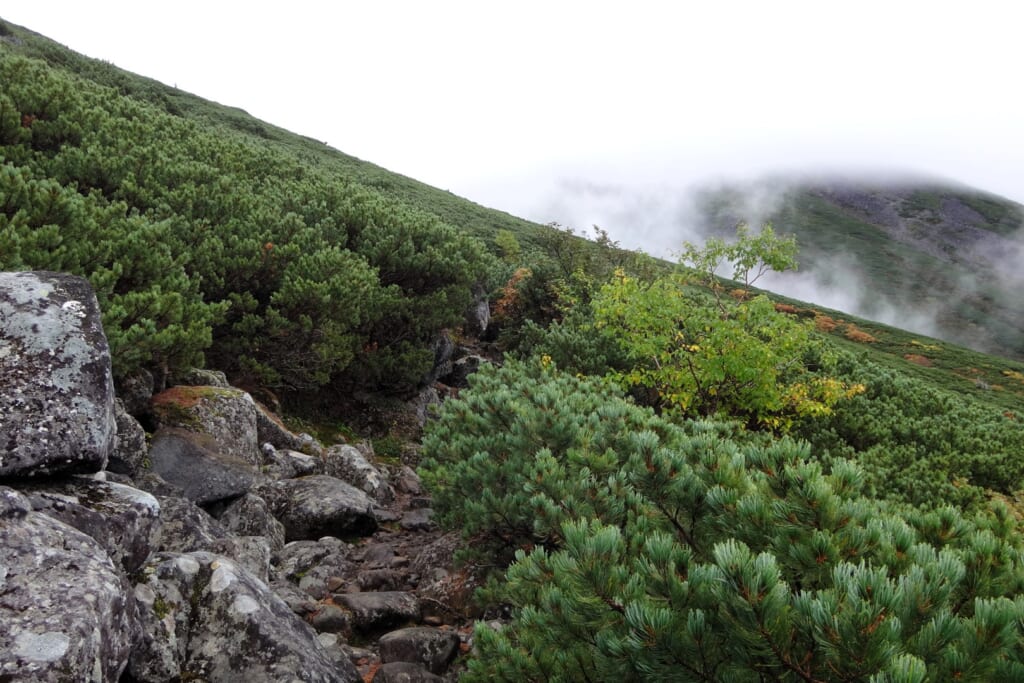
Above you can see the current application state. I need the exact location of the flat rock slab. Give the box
[0,271,116,478]
[0,487,135,682]
[379,627,460,674]
[149,427,263,505]
[256,475,378,541]
[336,591,420,633]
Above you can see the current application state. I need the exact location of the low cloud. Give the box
[760,263,945,340]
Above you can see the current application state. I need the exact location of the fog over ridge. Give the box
[531,168,1024,357]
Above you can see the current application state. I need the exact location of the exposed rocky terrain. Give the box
[0,271,492,682]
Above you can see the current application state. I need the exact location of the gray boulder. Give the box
[422,333,455,386]
[150,384,260,466]
[274,538,349,583]
[0,487,136,682]
[0,271,116,478]
[442,354,487,389]
[219,492,286,551]
[22,476,160,574]
[115,367,154,417]
[309,604,352,635]
[463,284,491,339]
[323,444,394,505]
[130,552,358,682]
[336,591,421,633]
[256,403,323,455]
[271,579,319,617]
[400,508,435,532]
[255,475,378,541]
[149,427,263,504]
[374,662,443,683]
[394,466,423,495]
[150,495,267,579]
[108,398,148,476]
[262,445,322,480]
[207,535,272,584]
[151,495,231,553]
[171,367,230,388]
[379,627,460,674]
[273,537,354,598]
[409,386,441,428]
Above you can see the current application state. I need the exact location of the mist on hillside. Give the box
[533,171,1024,353]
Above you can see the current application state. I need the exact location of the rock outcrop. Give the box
[131,552,359,682]
[0,488,137,682]
[0,271,116,478]
[0,272,476,681]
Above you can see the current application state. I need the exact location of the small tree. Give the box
[593,226,857,429]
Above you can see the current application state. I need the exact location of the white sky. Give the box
[3,2,1023,253]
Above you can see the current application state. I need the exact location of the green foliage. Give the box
[590,226,859,429]
[420,363,1024,681]
[794,356,1024,510]
[681,222,799,293]
[419,359,686,562]
[493,223,662,349]
[0,49,494,392]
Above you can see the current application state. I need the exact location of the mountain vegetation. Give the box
[4,17,1024,680]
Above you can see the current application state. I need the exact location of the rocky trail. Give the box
[0,271,494,682]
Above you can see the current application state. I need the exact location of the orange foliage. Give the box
[774,303,798,315]
[844,324,878,343]
[814,315,838,333]
[729,288,751,301]
[903,354,933,367]
[493,267,532,320]
[150,384,206,410]
[362,661,380,683]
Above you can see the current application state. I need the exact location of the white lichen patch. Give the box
[134,583,157,605]
[174,555,201,576]
[61,299,87,318]
[231,594,260,615]
[210,562,237,592]
[14,631,70,662]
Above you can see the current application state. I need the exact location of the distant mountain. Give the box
[694,178,1024,360]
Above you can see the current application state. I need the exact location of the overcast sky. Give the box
[4,2,1023,254]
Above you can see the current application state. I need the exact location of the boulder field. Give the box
[0,272,484,682]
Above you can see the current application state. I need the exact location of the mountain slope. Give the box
[694,178,1024,361]
[3,15,1023,418]
[0,17,550,250]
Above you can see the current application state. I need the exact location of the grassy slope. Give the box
[3,16,1023,417]
[767,291,1024,415]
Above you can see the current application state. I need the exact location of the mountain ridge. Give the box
[694,176,1024,361]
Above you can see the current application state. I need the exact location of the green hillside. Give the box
[5,17,1024,679]
[0,19,550,251]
